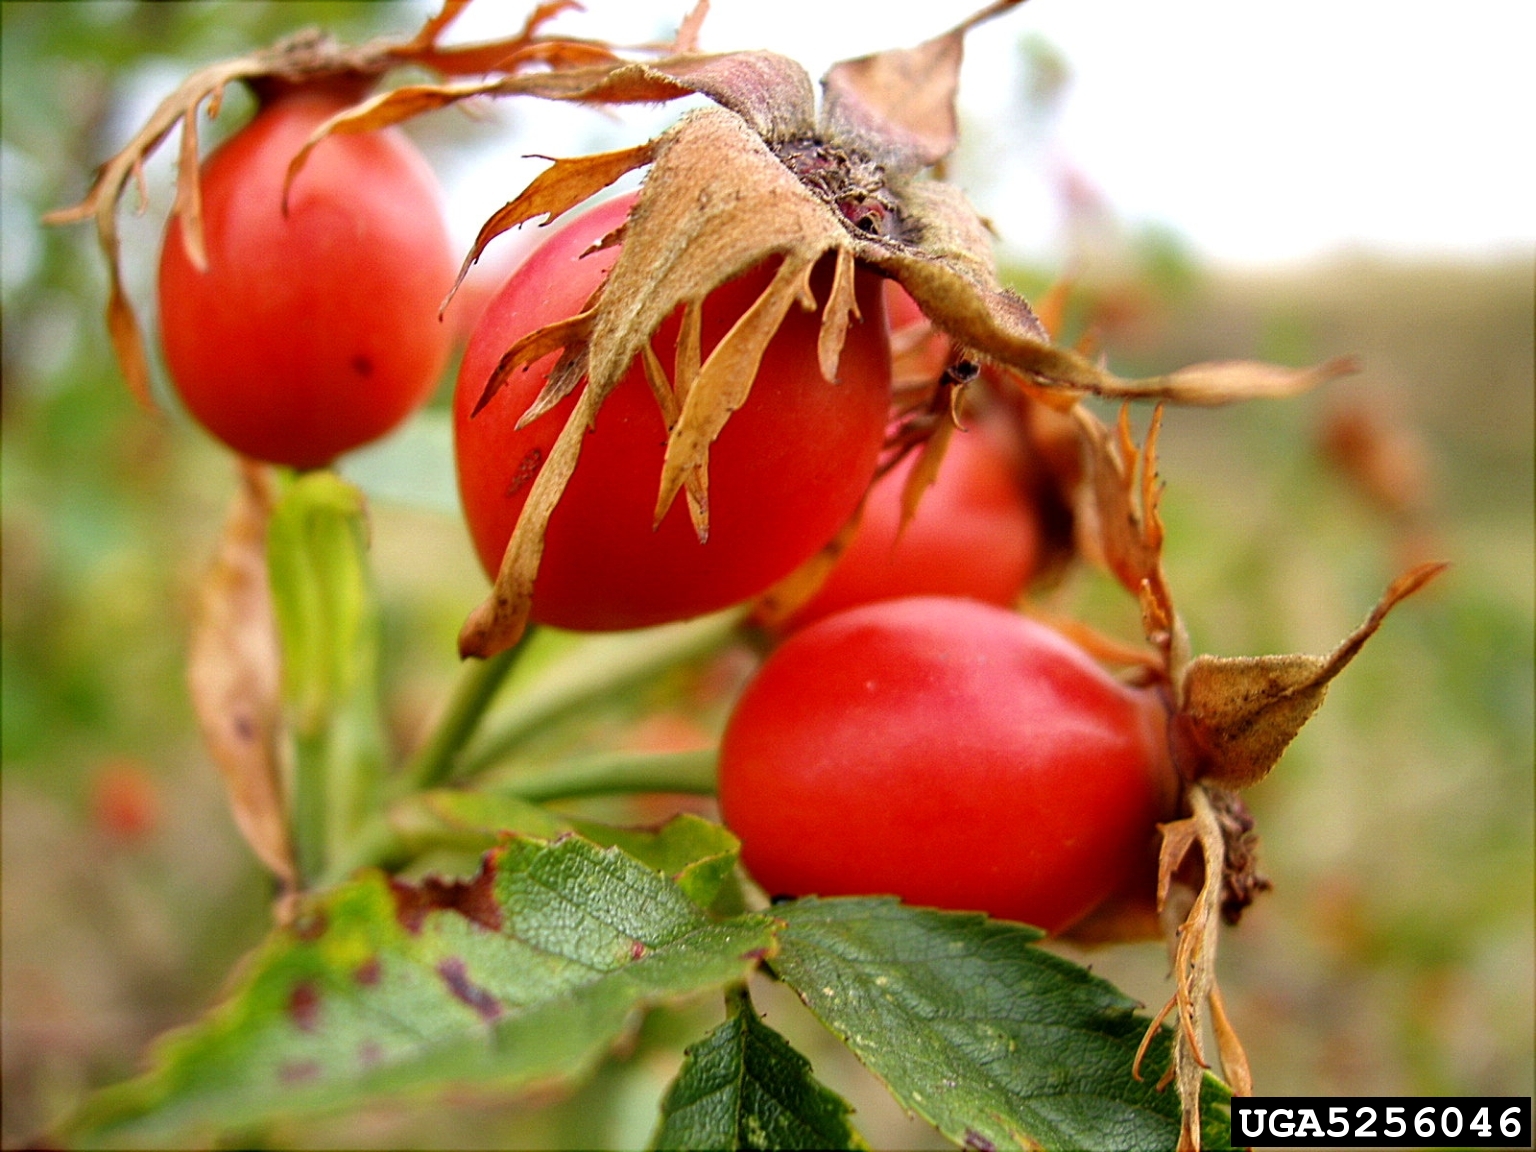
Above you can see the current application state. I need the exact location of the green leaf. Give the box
[770,898,1234,1152]
[62,835,780,1149]
[651,987,866,1151]
[388,788,573,856]
[574,814,741,910]
[265,471,388,883]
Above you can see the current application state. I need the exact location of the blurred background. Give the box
[3,1,1531,1147]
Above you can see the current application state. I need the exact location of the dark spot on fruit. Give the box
[351,353,373,377]
[389,857,503,935]
[506,447,544,498]
[354,957,382,987]
[437,957,502,1023]
[287,980,321,1032]
[232,712,255,741]
[279,1059,321,1085]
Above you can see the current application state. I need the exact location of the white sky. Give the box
[435,0,1535,269]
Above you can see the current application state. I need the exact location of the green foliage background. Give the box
[3,1,1532,1147]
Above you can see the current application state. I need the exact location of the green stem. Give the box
[291,729,330,886]
[489,747,718,803]
[400,635,529,793]
[458,610,742,780]
[319,746,719,886]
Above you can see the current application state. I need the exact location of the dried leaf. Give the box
[187,462,296,892]
[821,0,1023,171]
[1175,561,1448,788]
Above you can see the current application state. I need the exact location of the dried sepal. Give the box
[187,461,297,897]
[474,308,596,420]
[1137,783,1235,1152]
[816,246,861,383]
[1173,561,1447,788]
[582,109,843,395]
[394,0,613,78]
[671,0,710,54]
[447,141,658,303]
[640,342,709,537]
[655,254,819,526]
[43,53,271,405]
[172,106,209,272]
[822,0,1025,171]
[458,377,610,659]
[1073,403,1188,678]
[1208,981,1253,1098]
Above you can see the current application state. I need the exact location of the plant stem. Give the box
[489,747,718,803]
[319,746,719,886]
[457,610,742,780]
[400,635,529,793]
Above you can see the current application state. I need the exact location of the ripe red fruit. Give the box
[157,83,455,469]
[719,596,1177,933]
[454,192,892,631]
[782,418,1042,629]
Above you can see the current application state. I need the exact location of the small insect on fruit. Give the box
[720,596,1178,933]
[157,80,456,469]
